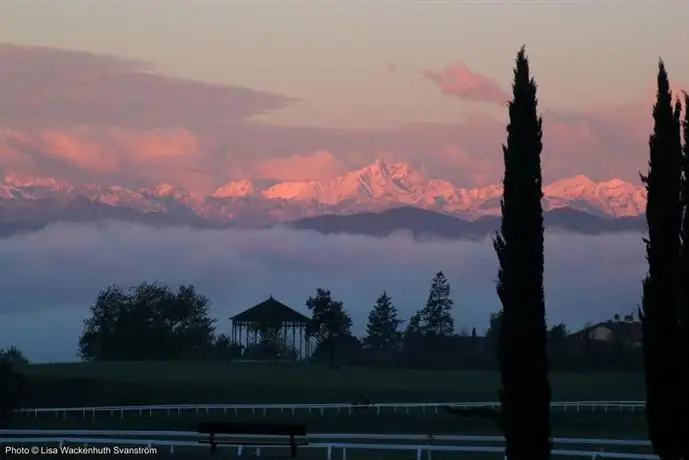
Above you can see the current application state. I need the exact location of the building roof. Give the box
[570,320,642,341]
[230,296,311,325]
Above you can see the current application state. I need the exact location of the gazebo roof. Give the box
[230,296,311,325]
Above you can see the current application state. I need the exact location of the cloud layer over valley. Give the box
[0,224,645,362]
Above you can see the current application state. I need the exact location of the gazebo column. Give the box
[292,325,296,360]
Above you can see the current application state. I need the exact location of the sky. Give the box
[0,224,644,363]
[0,2,687,194]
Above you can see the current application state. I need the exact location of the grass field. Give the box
[10,361,649,442]
[22,361,646,403]
[2,361,652,458]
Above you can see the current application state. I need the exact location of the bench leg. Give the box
[209,433,217,456]
[290,435,297,458]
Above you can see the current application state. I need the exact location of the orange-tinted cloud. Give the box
[422,63,509,104]
[106,128,201,158]
[252,150,350,181]
[0,43,680,193]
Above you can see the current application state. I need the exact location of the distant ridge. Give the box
[0,160,648,237]
[285,206,647,240]
[0,204,646,240]
[0,160,646,228]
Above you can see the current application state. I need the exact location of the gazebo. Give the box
[230,296,312,360]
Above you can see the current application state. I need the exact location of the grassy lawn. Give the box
[22,361,646,403]
[6,361,650,458]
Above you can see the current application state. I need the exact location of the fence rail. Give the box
[17,400,646,418]
[0,429,653,446]
[0,435,658,460]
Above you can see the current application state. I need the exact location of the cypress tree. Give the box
[493,46,551,460]
[639,60,683,460]
[680,92,689,460]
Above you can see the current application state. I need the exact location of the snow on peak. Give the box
[367,159,416,176]
[544,175,596,196]
[0,167,648,220]
[3,173,70,190]
[213,180,255,198]
[148,183,177,197]
[263,159,450,205]
[599,178,629,189]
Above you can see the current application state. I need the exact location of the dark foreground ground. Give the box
[3,361,650,458]
[21,361,645,405]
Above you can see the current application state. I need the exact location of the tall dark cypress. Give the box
[639,61,683,460]
[680,92,689,460]
[493,46,551,460]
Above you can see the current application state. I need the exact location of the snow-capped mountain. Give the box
[211,159,646,219]
[0,160,647,230]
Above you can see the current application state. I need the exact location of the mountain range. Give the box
[0,160,648,239]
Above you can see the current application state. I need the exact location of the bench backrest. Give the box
[198,421,307,436]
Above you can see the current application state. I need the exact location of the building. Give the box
[569,320,642,347]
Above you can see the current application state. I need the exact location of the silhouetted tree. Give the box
[0,346,29,366]
[547,324,570,369]
[364,291,404,363]
[419,271,455,336]
[679,91,689,460]
[405,311,422,336]
[547,324,569,346]
[209,333,243,361]
[79,282,216,361]
[485,312,503,353]
[493,46,551,460]
[639,61,684,460]
[305,288,353,368]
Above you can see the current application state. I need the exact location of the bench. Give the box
[197,421,308,457]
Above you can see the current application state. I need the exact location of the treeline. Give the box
[69,273,641,372]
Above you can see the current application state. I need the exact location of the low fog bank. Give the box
[0,223,646,362]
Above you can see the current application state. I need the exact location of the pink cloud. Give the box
[37,130,116,173]
[252,150,350,181]
[422,63,509,104]
[0,43,684,194]
[106,128,201,158]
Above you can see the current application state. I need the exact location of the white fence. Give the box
[18,401,645,419]
[0,432,657,460]
[0,430,655,445]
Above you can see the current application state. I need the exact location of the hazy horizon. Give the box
[0,223,645,363]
